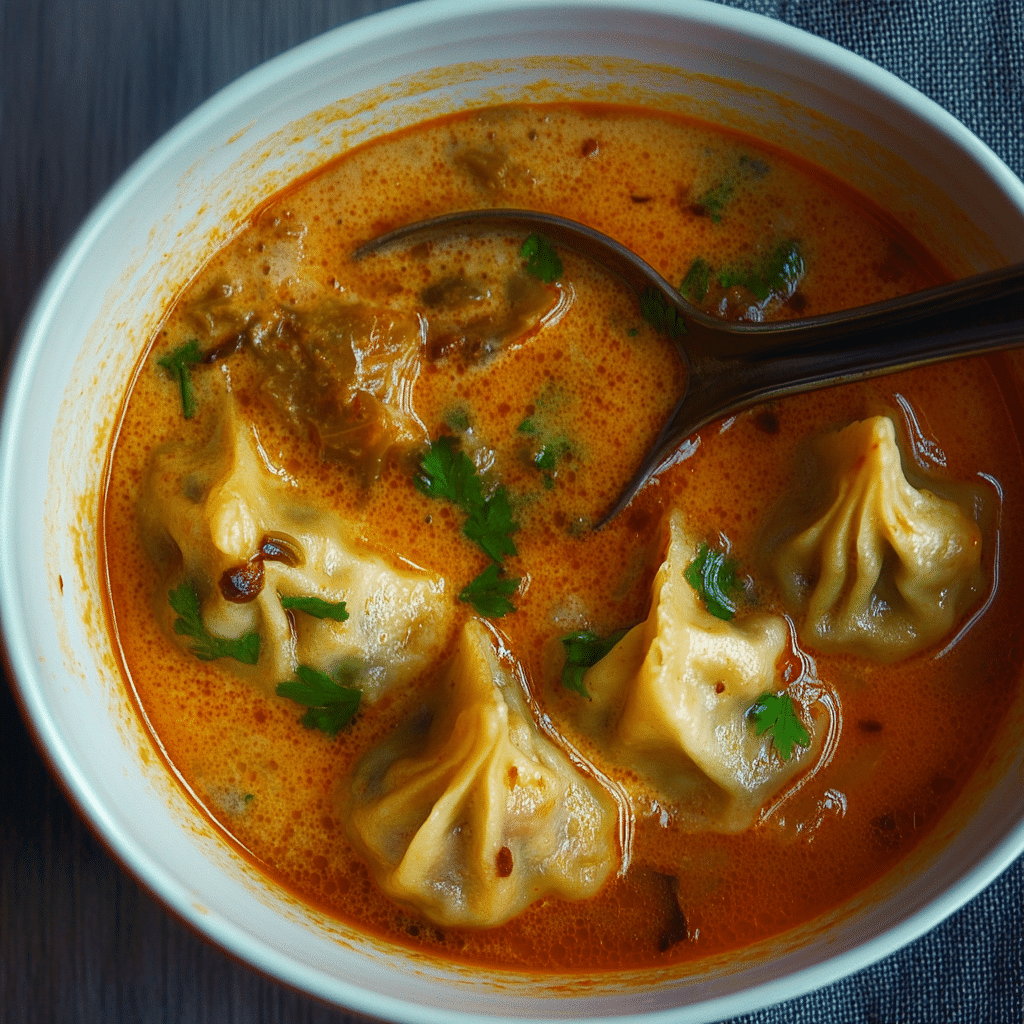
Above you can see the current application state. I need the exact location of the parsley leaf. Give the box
[684,543,742,621]
[276,663,361,737]
[680,257,712,303]
[749,692,811,761]
[415,435,484,511]
[445,406,471,432]
[520,234,563,283]
[463,488,519,561]
[416,437,521,615]
[534,438,571,473]
[560,628,629,698]
[639,288,687,339]
[416,437,520,596]
[718,240,804,302]
[459,562,519,618]
[157,339,203,419]
[279,594,349,621]
[693,180,734,222]
[168,582,261,664]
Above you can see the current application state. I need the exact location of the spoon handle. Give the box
[682,261,1024,359]
[596,272,1024,526]
[690,265,1024,409]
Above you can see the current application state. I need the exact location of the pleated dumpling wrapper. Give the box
[579,512,825,833]
[138,396,454,700]
[769,415,984,662]
[347,619,619,928]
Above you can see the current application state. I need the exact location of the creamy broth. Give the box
[103,103,1024,970]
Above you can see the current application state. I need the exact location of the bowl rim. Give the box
[3,1,1024,1021]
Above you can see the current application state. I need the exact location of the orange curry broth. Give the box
[102,102,1024,970]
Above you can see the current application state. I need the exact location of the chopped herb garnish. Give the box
[279,594,349,621]
[157,339,203,419]
[534,438,571,473]
[718,240,804,302]
[416,435,484,511]
[560,628,629,698]
[416,437,521,615]
[639,288,687,339]
[520,234,563,283]
[693,181,734,222]
[517,418,538,435]
[683,543,742,621]
[680,257,712,303]
[749,692,811,761]
[626,327,640,337]
[459,562,520,618]
[463,487,519,562]
[445,406,471,432]
[738,154,770,179]
[168,582,261,664]
[416,437,518,562]
[276,662,361,737]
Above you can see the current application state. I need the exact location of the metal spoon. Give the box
[352,209,1024,525]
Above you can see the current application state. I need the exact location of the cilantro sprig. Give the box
[639,288,687,339]
[167,582,261,665]
[463,487,519,562]
[276,663,362,737]
[157,339,203,419]
[693,181,734,222]
[416,436,521,617]
[279,594,349,621]
[684,543,742,621]
[749,691,811,761]
[718,240,804,302]
[520,234,563,283]
[534,438,571,474]
[416,435,483,509]
[559,628,629,698]
[680,257,712,304]
[459,563,519,618]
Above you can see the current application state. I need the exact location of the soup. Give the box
[102,103,1023,971]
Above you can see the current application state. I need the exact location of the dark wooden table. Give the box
[2,2,1022,1022]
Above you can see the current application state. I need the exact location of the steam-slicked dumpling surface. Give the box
[347,619,618,928]
[581,513,822,833]
[139,398,454,699]
[769,416,984,661]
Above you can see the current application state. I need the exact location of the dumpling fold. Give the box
[767,415,984,661]
[579,512,822,832]
[346,618,619,928]
[139,396,454,699]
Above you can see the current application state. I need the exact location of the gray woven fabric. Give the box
[711,6,1024,1020]
[718,0,1024,183]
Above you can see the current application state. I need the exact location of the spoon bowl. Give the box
[354,209,1024,523]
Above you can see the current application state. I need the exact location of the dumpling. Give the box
[139,396,454,700]
[346,618,619,928]
[578,512,824,833]
[766,415,984,661]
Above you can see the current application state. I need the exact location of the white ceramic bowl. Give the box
[3,1,1024,1021]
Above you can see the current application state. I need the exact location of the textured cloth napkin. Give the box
[712,5,1023,1021]
[721,0,1023,184]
